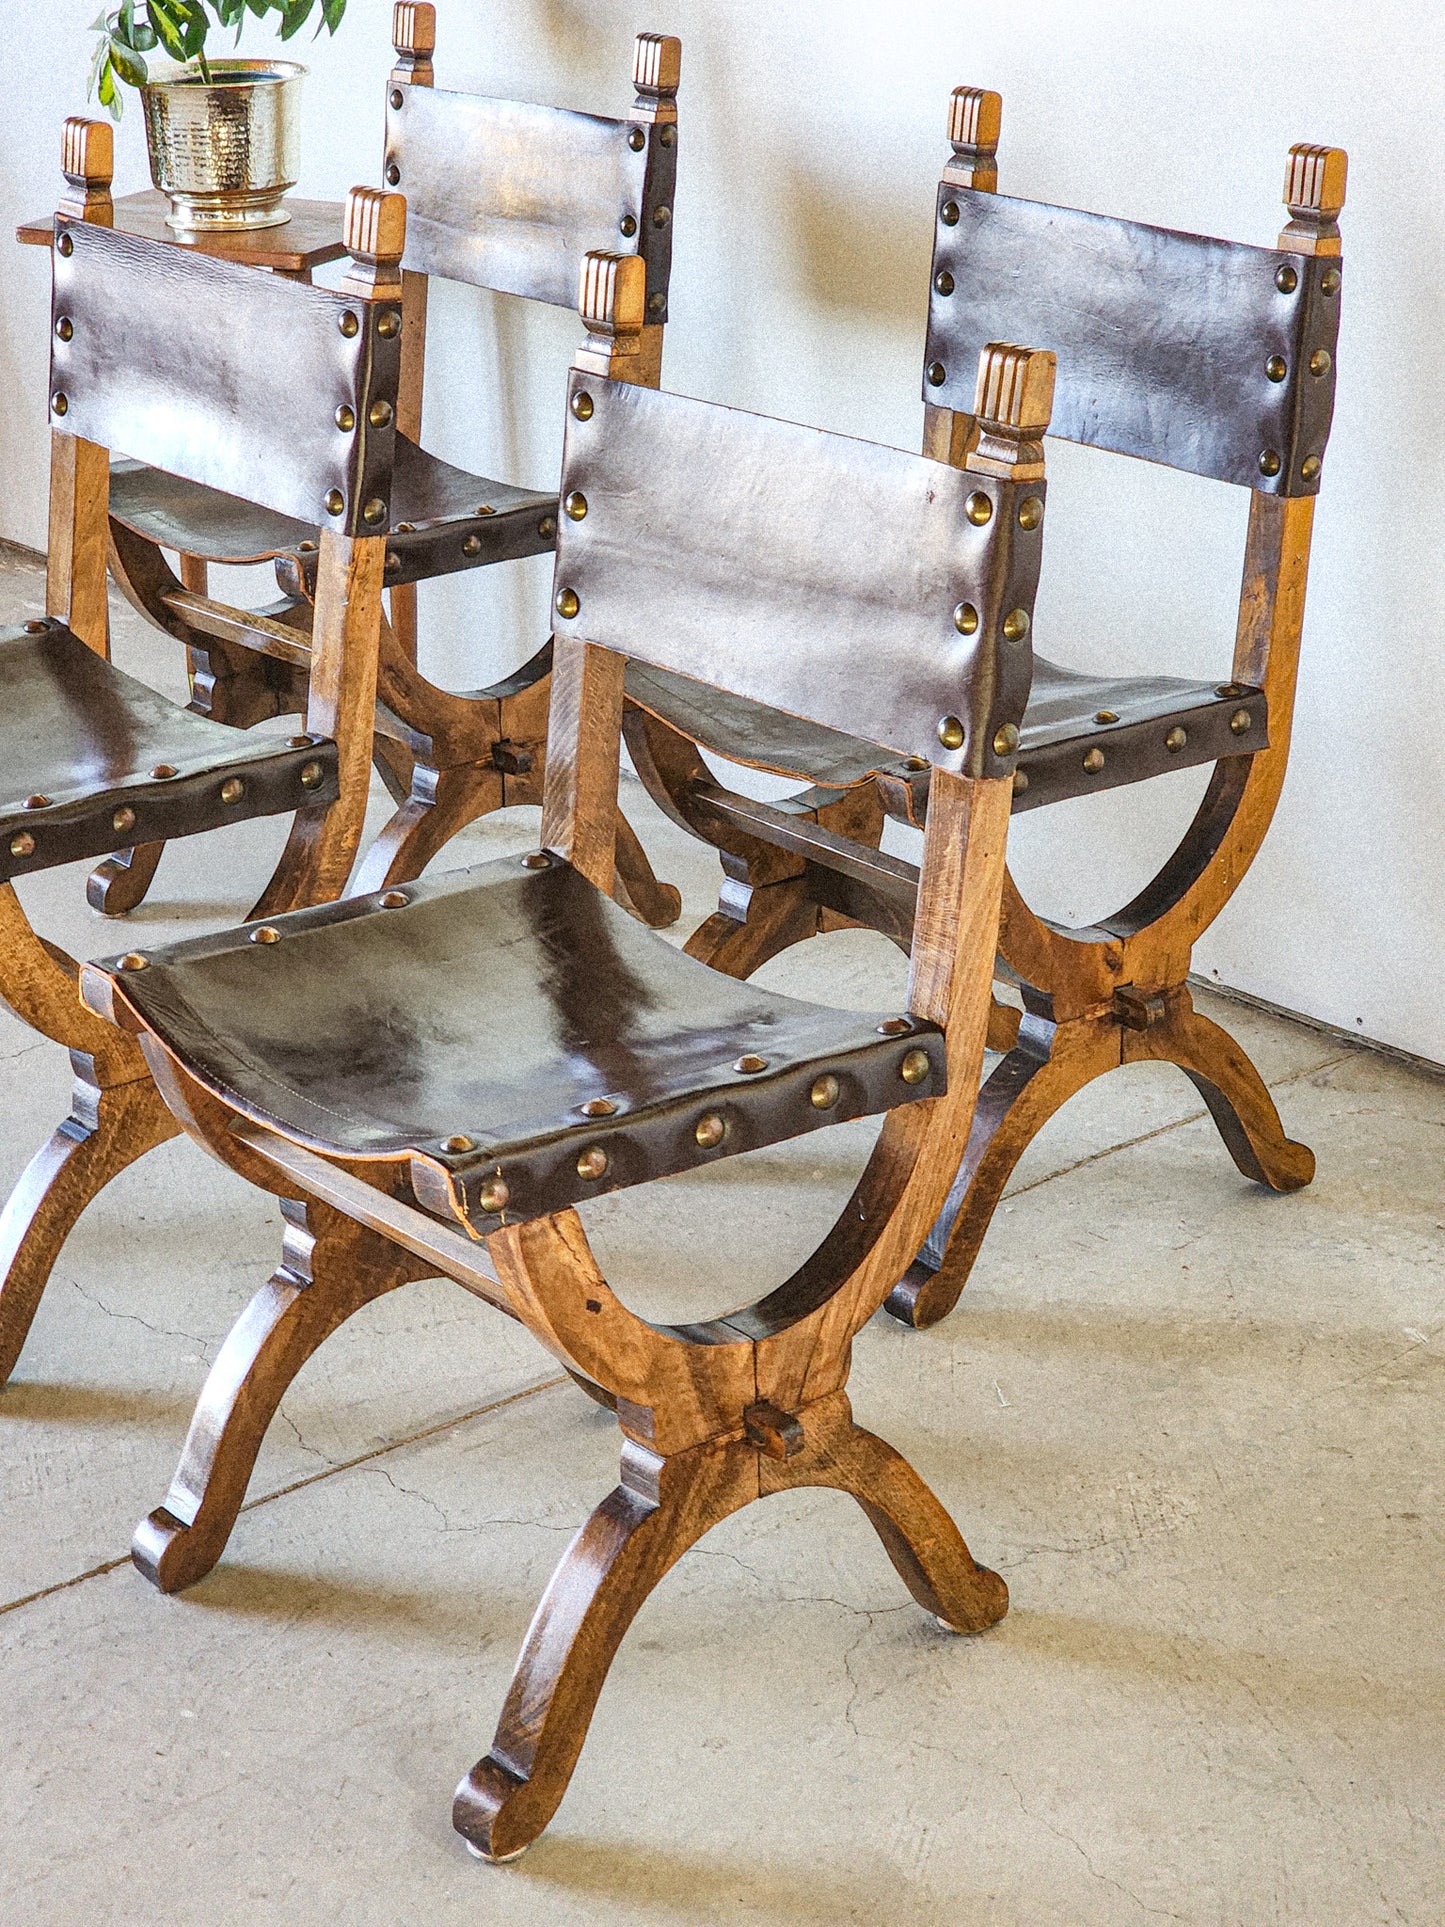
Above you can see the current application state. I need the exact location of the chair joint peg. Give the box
[1113,985,1167,1032]
[490,739,534,777]
[743,1400,805,1460]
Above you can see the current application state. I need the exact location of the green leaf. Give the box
[108,32,149,83]
[97,50,122,115]
[145,0,190,59]
[277,1,312,42]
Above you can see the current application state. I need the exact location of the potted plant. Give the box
[88,2,347,232]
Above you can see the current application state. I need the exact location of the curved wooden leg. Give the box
[0,1067,179,1388]
[1128,989,1315,1191]
[775,1395,1008,1633]
[454,1390,1004,1862]
[611,811,681,929]
[684,876,823,979]
[885,1012,1120,1329]
[132,1200,426,1593]
[373,734,416,808]
[453,1435,758,1861]
[85,840,166,917]
[349,763,505,897]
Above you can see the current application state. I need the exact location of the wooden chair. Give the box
[80,252,1056,1857]
[90,3,682,929]
[623,91,1347,1330]
[0,121,404,1391]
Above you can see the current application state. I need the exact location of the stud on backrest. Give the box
[965,344,1056,482]
[341,186,407,300]
[391,2,435,85]
[59,117,113,226]
[576,251,647,380]
[626,34,680,368]
[943,87,1001,191]
[1280,144,1347,256]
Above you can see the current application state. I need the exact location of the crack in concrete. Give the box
[0,1373,567,1621]
[1002,1768,1187,1920]
[275,1405,328,1466]
[0,1039,49,1065]
[65,1274,214,1351]
[361,1462,575,1538]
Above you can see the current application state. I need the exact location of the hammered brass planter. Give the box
[141,60,305,233]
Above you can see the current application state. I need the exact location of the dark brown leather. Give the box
[625,662,929,792]
[1011,659,1266,810]
[0,620,338,884]
[87,854,941,1231]
[555,374,1042,780]
[387,85,676,315]
[925,190,1342,494]
[109,438,558,594]
[109,460,317,564]
[50,218,400,537]
[626,650,1264,814]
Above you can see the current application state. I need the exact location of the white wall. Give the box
[3,0,1443,1059]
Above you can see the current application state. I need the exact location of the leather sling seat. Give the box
[0,618,337,883]
[92,851,944,1232]
[626,653,1266,819]
[108,435,558,600]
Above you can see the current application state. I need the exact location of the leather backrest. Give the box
[385,86,675,314]
[925,189,1341,494]
[552,375,1042,779]
[49,218,400,536]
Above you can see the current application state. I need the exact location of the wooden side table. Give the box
[17,189,347,280]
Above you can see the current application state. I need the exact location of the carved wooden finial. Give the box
[340,186,407,299]
[1285,144,1347,222]
[575,251,647,379]
[59,117,113,225]
[943,85,1001,191]
[948,87,1001,155]
[633,32,682,99]
[964,343,1056,480]
[1279,143,1347,257]
[392,2,436,83]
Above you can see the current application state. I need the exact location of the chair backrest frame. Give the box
[549,262,1052,785]
[923,91,1345,496]
[49,175,407,537]
[386,7,680,318]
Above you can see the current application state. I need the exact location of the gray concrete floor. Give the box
[1,545,1442,1925]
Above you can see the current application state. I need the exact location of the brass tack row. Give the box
[442,1017,926,1212]
[5,757,323,861]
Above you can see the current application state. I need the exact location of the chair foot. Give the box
[454,1393,1001,1859]
[883,1259,949,1333]
[464,1837,529,1864]
[1133,990,1316,1191]
[132,1200,423,1591]
[452,1436,758,1860]
[684,878,822,979]
[778,1397,1008,1632]
[86,841,166,916]
[0,1071,178,1388]
[350,764,506,897]
[611,811,681,929]
[885,1012,1119,1329]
